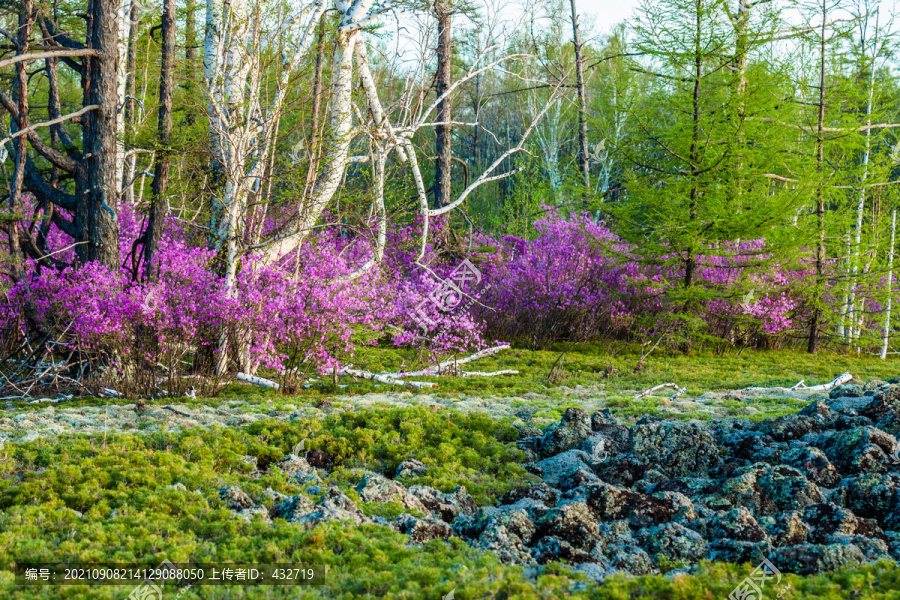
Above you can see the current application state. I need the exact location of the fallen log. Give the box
[236,373,280,390]
[338,367,437,390]
[398,344,512,377]
[635,382,685,401]
[743,371,852,393]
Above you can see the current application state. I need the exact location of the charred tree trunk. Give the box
[8,0,33,278]
[570,0,590,199]
[144,0,175,273]
[433,0,453,209]
[77,0,120,267]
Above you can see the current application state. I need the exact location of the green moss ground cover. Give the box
[1,347,900,598]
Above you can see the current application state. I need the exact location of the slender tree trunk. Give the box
[123,1,140,205]
[570,0,590,199]
[433,0,453,209]
[8,0,33,277]
[684,0,702,291]
[849,11,878,343]
[144,0,176,273]
[186,0,197,62]
[808,0,828,354]
[303,14,327,200]
[881,209,896,359]
[116,0,134,199]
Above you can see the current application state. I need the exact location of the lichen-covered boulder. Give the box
[757,415,822,442]
[830,384,863,399]
[355,472,428,513]
[395,459,429,478]
[291,488,370,528]
[407,484,476,522]
[219,486,253,511]
[499,483,559,508]
[802,503,884,544]
[529,536,597,565]
[818,426,898,474]
[768,543,866,574]
[638,522,708,564]
[394,513,454,543]
[474,516,536,566]
[452,506,499,539]
[609,548,657,575]
[781,446,841,488]
[838,473,900,530]
[534,449,593,487]
[269,494,314,521]
[538,408,593,458]
[723,464,823,516]
[708,539,772,564]
[533,501,600,550]
[275,454,313,475]
[765,511,809,547]
[558,466,601,492]
[567,483,694,527]
[708,507,769,542]
[628,421,721,477]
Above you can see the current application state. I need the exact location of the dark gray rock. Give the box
[499,483,559,508]
[838,473,900,530]
[723,463,823,516]
[270,494,314,521]
[538,408,593,458]
[818,426,897,474]
[629,421,721,477]
[407,484,476,522]
[292,488,370,528]
[219,486,253,511]
[395,459,429,478]
[768,543,866,574]
[534,501,600,550]
[638,523,708,564]
[355,472,428,513]
[394,513,454,543]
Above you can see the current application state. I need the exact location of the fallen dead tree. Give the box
[634,383,687,401]
[236,345,518,392]
[398,344,514,377]
[742,371,852,393]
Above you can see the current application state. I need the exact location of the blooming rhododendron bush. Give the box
[0,195,824,397]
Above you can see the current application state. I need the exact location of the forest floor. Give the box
[0,345,899,599]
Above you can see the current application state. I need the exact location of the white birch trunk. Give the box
[116,0,134,198]
[881,209,896,359]
[849,12,879,343]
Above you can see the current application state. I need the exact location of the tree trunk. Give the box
[808,0,827,355]
[116,0,134,199]
[303,14,327,201]
[849,10,879,343]
[570,0,590,199]
[8,0,33,278]
[123,0,140,205]
[684,0,702,291]
[144,0,176,273]
[76,0,120,267]
[433,0,453,209]
[881,210,896,359]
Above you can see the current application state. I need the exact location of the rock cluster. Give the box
[218,385,900,580]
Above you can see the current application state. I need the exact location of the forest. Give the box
[1,0,900,598]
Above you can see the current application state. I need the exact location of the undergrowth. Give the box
[0,405,898,598]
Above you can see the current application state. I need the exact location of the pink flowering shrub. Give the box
[0,197,843,397]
